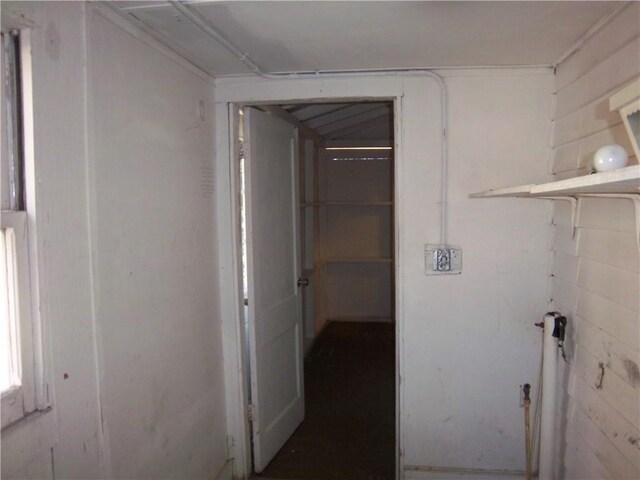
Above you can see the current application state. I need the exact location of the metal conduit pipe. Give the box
[169,0,450,246]
[539,311,566,480]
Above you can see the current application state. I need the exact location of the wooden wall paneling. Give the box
[551,7,640,476]
[555,2,640,92]
[577,197,637,232]
[553,109,583,149]
[571,344,639,431]
[571,345,639,429]
[570,403,638,480]
[553,141,581,174]
[575,290,639,351]
[552,200,574,227]
[552,251,579,283]
[577,228,639,272]
[552,225,580,256]
[574,315,639,392]
[578,96,624,140]
[569,372,640,468]
[555,37,640,118]
[551,276,579,313]
[577,258,639,312]
[563,420,612,480]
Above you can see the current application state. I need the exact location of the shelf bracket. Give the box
[539,196,579,239]
[579,194,640,251]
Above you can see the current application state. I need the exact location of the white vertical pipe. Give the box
[539,313,558,479]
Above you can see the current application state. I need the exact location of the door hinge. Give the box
[248,403,255,422]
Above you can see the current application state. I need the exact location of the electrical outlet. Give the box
[434,248,451,271]
[425,244,462,275]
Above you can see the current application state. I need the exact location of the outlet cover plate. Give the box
[425,244,462,275]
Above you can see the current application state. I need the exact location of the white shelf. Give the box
[469,184,536,198]
[301,201,392,206]
[469,165,640,198]
[323,257,393,264]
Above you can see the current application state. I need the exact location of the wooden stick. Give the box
[525,397,532,480]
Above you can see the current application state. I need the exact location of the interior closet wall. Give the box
[549,3,640,478]
[318,148,394,324]
[299,134,318,351]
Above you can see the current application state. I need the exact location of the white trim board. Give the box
[405,472,527,480]
[404,466,528,480]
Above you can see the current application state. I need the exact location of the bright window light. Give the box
[0,227,21,394]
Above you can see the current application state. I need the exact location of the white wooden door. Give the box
[244,108,304,473]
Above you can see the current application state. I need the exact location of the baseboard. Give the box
[404,465,530,480]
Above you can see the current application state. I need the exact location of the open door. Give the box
[244,108,305,473]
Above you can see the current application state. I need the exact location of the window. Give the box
[1,29,43,428]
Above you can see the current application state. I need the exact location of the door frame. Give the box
[214,75,428,479]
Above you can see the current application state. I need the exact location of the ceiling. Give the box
[110,1,621,142]
[112,1,621,77]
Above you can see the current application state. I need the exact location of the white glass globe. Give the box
[593,144,629,172]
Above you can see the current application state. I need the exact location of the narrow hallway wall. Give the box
[1,3,229,478]
[87,9,227,478]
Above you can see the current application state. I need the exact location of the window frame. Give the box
[1,210,36,428]
[1,27,47,430]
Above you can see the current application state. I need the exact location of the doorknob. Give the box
[297,277,309,288]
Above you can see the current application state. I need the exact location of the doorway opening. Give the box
[239,101,396,480]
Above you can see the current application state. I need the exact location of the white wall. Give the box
[549,3,640,479]
[87,10,227,479]
[1,3,229,479]
[214,68,553,477]
[1,3,101,477]
[401,71,553,476]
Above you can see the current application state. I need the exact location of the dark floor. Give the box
[257,321,395,480]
